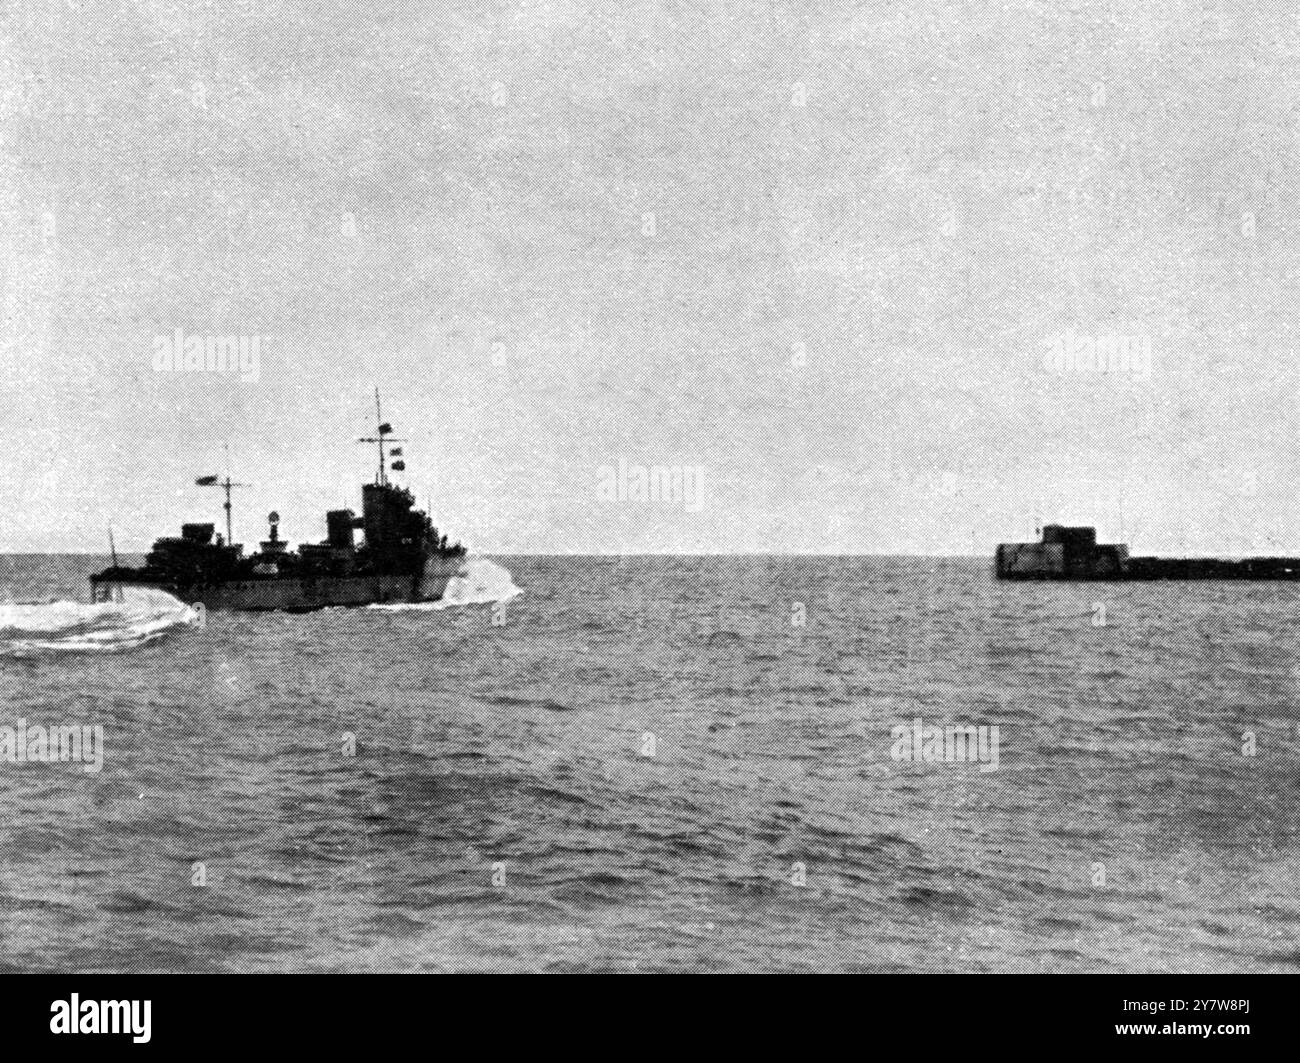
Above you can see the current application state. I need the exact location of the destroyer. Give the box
[91,394,466,610]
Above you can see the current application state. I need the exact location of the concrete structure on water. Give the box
[996,525,1128,579]
[995,525,1300,581]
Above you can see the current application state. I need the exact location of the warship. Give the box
[996,524,1300,581]
[90,394,467,610]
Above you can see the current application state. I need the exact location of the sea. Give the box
[0,554,1297,972]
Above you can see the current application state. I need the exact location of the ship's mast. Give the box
[222,444,234,543]
[375,388,384,485]
[196,447,249,545]
[358,388,407,487]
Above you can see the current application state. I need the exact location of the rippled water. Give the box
[0,554,1298,972]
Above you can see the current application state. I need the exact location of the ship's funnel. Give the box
[181,523,215,544]
[326,509,357,549]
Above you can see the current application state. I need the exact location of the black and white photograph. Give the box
[0,0,1293,1044]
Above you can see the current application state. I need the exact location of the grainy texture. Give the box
[2,555,1297,971]
[3,0,1298,979]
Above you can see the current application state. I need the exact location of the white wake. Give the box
[368,557,523,611]
[0,586,201,654]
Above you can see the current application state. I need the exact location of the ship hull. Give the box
[91,557,465,611]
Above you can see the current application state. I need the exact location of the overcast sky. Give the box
[3,0,1299,554]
